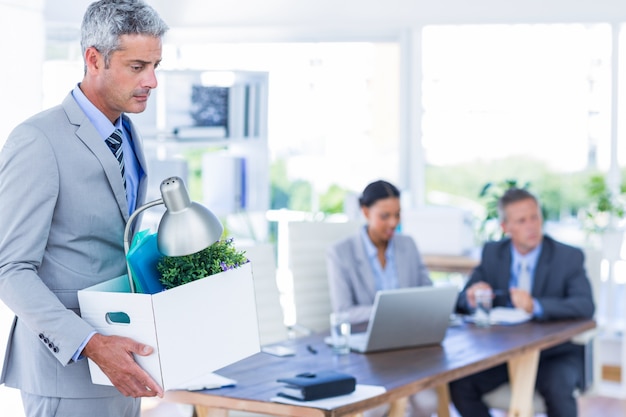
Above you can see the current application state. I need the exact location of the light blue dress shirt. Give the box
[360,226,399,291]
[72,84,140,214]
[510,243,544,317]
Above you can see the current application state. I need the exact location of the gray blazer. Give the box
[0,93,148,398]
[326,232,432,324]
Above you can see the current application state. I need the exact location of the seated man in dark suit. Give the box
[450,188,594,417]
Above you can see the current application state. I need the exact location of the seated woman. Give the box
[326,179,437,417]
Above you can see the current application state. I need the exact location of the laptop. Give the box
[348,285,458,353]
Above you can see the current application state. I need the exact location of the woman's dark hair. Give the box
[358,180,400,208]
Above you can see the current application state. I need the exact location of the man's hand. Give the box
[509,288,534,313]
[82,333,163,398]
[466,281,493,309]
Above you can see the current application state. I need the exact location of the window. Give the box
[421,24,613,223]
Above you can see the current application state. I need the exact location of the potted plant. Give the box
[580,174,626,259]
[581,174,626,235]
[157,237,249,290]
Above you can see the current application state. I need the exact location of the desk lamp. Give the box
[123,176,224,293]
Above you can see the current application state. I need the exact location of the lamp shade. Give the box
[156,176,224,256]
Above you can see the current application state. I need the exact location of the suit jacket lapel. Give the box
[352,235,377,297]
[395,238,411,288]
[531,236,551,297]
[63,94,129,221]
[496,240,513,289]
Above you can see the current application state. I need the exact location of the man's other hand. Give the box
[509,288,534,313]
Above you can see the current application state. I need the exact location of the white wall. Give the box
[0,0,45,149]
[0,3,45,413]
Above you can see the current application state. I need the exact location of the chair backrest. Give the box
[583,246,602,313]
[241,243,288,346]
[287,220,362,333]
[582,246,602,392]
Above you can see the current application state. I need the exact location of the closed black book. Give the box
[277,371,356,401]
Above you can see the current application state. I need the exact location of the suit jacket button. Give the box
[53,347,59,353]
[39,333,45,339]
[48,343,54,349]
[43,338,49,344]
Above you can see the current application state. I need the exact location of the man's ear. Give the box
[84,47,102,72]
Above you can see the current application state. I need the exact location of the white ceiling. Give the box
[44,0,626,43]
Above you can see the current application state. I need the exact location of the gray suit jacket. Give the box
[455,235,595,320]
[326,232,432,324]
[0,93,148,398]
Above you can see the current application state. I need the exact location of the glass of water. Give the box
[474,288,493,328]
[329,311,351,354]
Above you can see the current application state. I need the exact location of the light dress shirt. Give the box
[360,226,399,291]
[510,243,544,317]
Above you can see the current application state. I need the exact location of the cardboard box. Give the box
[77,262,260,391]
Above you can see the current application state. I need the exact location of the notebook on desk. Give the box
[348,285,459,353]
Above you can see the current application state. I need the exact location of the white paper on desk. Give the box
[488,307,531,325]
[173,373,236,391]
[271,384,386,409]
[466,307,531,325]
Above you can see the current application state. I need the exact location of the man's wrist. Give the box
[72,331,97,362]
[531,298,543,317]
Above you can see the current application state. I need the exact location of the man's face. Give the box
[86,34,162,122]
[501,198,543,254]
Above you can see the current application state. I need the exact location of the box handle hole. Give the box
[105,312,131,325]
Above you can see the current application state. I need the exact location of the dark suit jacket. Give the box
[456,235,594,321]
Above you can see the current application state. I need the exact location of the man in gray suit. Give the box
[0,1,168,416]
[450,188,595,417]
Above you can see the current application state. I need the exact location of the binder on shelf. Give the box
[277,371,356,401]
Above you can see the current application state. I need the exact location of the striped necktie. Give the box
[105,129,126,190]
[518,259,531,293]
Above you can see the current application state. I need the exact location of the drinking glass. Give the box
[474,288,493,327]
[329,312,351,354]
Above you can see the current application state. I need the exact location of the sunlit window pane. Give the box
[422,24,611,172]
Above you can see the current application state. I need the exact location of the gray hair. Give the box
[81,0,169,70]
[497,187,540,223]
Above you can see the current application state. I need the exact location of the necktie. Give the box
[105,129,126,190]
[518,259,531,293]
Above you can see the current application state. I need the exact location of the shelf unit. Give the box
[587,232,626,398]
[131,70,270,218]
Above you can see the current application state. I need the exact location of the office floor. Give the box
[3,386,626,416]
[139,394,626,417]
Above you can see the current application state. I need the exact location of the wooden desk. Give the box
[166,319,595,417]
[422,254,479,275]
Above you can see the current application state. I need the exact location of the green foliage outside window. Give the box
[581,173,626,234]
